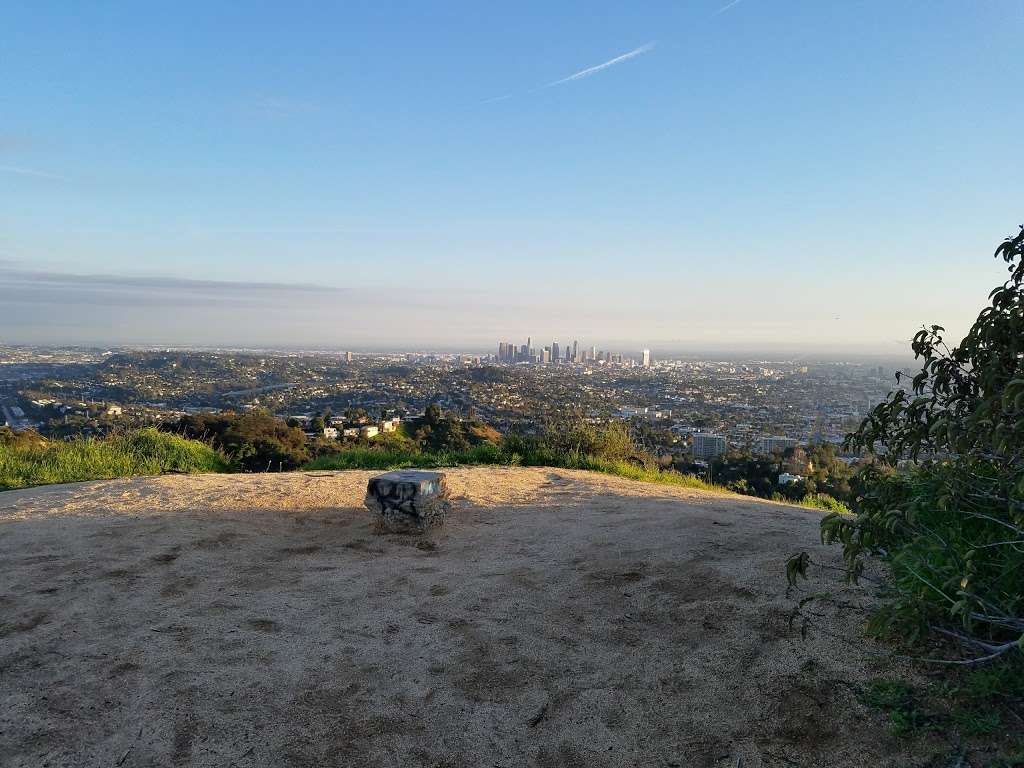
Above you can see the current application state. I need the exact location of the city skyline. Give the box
[496,337,636,365]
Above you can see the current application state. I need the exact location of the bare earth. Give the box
[0,468,927,767]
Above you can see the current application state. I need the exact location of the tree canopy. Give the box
[168,410,310,472]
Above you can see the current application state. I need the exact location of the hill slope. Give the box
[0,468,919,767]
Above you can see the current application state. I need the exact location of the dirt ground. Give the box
[0,468,933,767]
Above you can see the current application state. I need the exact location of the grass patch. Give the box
[797,492,851,514]
[0,428,227,491]
[861,657,1024,761]
[861,679,935,735]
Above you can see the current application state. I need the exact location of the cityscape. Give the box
[0,340,902,466]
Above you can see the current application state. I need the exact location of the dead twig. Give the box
[762,750,799,766]
[527,702,548,728]
[116,726,143,766]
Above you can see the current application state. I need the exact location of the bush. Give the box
[407,404,502,453]
[167,410,310,472]
[799,493,849,514]
[0,428,227,491]
[500,417,647,469]
[817,225,1024,661]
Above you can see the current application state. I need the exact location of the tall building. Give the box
[642,349,651,368]
[345,351,353,363]
[692,433,727,460]
[756,436,799,455]
[572,340,578,362]
[552,342,560,362]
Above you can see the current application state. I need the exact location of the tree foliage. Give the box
[704,444,854,503]
[822,226,1024,661]
[408,404,501,453]
[168,410,310,472]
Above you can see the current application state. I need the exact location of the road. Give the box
[1,399,35,431]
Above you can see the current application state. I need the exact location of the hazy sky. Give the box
[2,1,1022,352]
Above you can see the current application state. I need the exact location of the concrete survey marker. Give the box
[364,469,450,533]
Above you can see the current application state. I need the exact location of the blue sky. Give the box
[2,1,1022,352]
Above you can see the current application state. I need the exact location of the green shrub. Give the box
[0,428,227,491]
[820,225,1024,661]
[167,410,309,471]
[406,404,501,453]
[799,493,850,514]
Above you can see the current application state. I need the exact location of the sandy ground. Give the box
[0,468,929,767]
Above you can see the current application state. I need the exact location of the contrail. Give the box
[545,42,656,87]
[0,165,67,181]
[715,0,743,14]
[479,93,514,105]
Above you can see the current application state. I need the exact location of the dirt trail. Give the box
[0,468,924,767]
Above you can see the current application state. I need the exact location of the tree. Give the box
[344,407,369,423]
[808,225,1024,662]
[406,405,498,453]
[780,476,816,502]
[168,410,310,472]
[423,404,443,426]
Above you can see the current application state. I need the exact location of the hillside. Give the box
[0,468,925,767]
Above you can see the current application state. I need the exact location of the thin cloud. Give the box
[545,42,656,87]
[478,93,514,106]
[715,0,743,14]
[0,165,67,182]
[0,265,341,311]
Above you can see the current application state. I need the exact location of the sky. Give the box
[2,1,1023,354]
